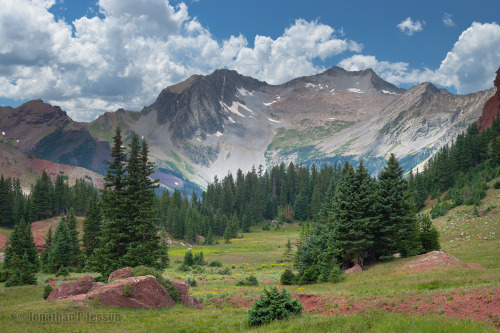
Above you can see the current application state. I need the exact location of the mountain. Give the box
[0,99,111,174]
[0,141,104,191]
[2,67,495,190]
[87,67,493,188]
[477,68,500,131]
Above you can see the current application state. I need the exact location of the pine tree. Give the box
[0,174,14,227]
[82,196,102,260]
[48,217,73,273]
[40,226,53,272]
[4,217,40,273]
[66,208,83,268]
[374,154,421,259]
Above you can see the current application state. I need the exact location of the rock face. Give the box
[47,276,94,301]
[108,267,132,282]
[46,268,202,310]
[169,279,204,309]
[85,275,175,309]
[477,67,500,131]
[345,264,362,275]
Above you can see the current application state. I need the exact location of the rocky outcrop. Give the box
[345,264,362,275]
[108,267,132,282]
[85,275,175,309]
[477,67,500,131]
[47,275,94,300]
[169,279,204,309]
[46,268,202,310]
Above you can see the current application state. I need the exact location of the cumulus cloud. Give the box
[397,17,424,36]
[443,13,455,27]
[339,22,500,94]
[0,0,361,121]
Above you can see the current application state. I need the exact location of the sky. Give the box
[1,0,499,121]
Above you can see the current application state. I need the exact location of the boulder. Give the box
[196,235,205,244]
[108,267,132,282]
[168,279,203,309]
[393,253,401,258]
[85,275,175,309]
[345,264,362,275]
[90,282,105,292]
[47,275,94,300]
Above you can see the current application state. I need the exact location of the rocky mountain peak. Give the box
[477,67,500,130]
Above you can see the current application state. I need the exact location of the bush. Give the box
[247,287,303,326]
[0,270,11,283]
[131,266,180,303]
[298,265,320,285]
[183,251,194,266]
[494,181,500,189]
[280,268,295,285]
[93,275,107,283]
[237,275,259,286]
[177,263,191,272]
[193,251,206,266]
[186,277,197,287]
[5,270,22,287]
[121,283,134,297]
[55,266,70,277]
[208,260,223,267]
[327,265,345,283]
[42,284,53,299]
[218,267,232,276]
[420,227,441,252]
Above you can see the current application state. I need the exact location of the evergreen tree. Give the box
[47,217,72,273]
[66,208,83,268]
[82,196,102,259]
[0,175,14,227]
[374,154,421,259]
[40,226,53,272]
[4,217,40,273]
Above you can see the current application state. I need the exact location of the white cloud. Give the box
[443,13,455,27]
[397,17,424,36]
[339,22,500,94]
[0,1,362,121]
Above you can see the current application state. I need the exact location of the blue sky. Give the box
[1,0,499,121]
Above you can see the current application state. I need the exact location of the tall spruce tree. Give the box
[82,196,102,260]
[47,217,72,272]
[66,208,83,268]
[40,226,53,272]
[4,217,39,273]
[374,154,421,259]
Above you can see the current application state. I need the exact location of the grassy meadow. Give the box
[0,183,499,332]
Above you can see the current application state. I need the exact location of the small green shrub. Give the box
[122,283,133,297]
[93,275,107,283]
[186,277,197,287]
[208,260,223,267]
[183,251,194,266]
[327,265,345,283]
[0,270,11,283]
[493,181,500,189]
[280,268,295,285]
[42,284,53,299]
[298,265,320,285]
[248,287,303,326]
[177,263,191,272]
[237,275,259,286]
[193,252,206,266]
[55,266,70,277]
[5,270,22,287]
[218,267,232,276]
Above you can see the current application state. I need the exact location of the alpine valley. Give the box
[0,67,495,192]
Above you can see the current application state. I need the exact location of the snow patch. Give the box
[222,101,253,117]
[196,138,202,142]
[174,181,179,186]
[348,88,363,94]
[329,117,336,120]
[16,140,19,143]
[215,131,223,137]
[382,90,398,95]
[305,83,318,88]
[228,116,235,123]
[1,131,4,136]
[264,100,277,106]
[237,87,253,96]
[268,118,280,123]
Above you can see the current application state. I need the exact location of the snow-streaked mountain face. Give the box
[84,66,493,188]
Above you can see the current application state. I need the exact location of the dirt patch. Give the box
[221,287,500,328]
[402,251,485,272]
[0,232,8,251]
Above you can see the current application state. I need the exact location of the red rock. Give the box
[196,235,205,244]
[345,264,362,275]
[169,278,203,308]
[85,275,175,309]
[90,282,105,292]
[47,276,94,300]
[108,267,132,282]
[477,67,500,131]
